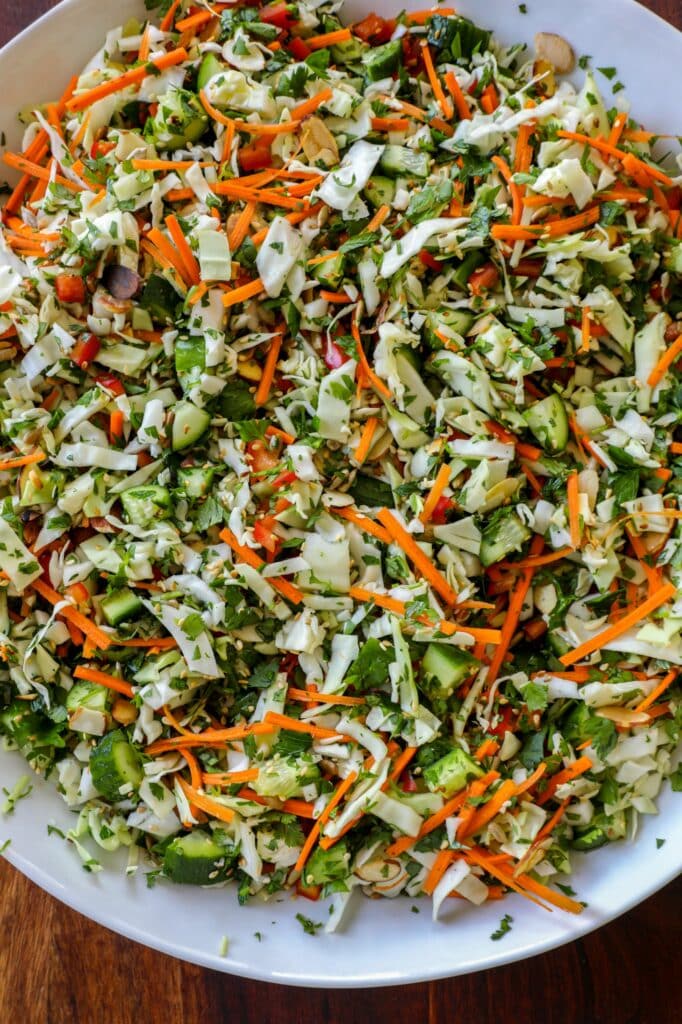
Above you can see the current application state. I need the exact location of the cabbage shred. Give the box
[0,1,680,928]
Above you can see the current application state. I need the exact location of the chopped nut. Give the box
[595,706,651,726]
[301,116,339,168]
[534,32,576,74]
[112,698,138,725]
[533,59,557,98]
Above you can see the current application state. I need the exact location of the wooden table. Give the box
[1,2,681,1021]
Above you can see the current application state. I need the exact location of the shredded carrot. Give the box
[351,318,392,399]
[371,117,410,133]
[175,9,213,33]
[31,578,112,650]
[377,507,458,605]
[251,204,323,246]
[607,111,628,147]
[560,582,676,667]
[555,130,674,187]
[502,547,573,571]
[348,585,502,645]
[405,7,455,24]
[306,28,352,50]
[514,121,534,174]
[423,849,456,896]
[147,227,192,286]
[420,43,453,119]
[492,155,522,225]
[290,86,333,121]
[222,277,265,308]
[67,47,189,112]
[580,305,591,354]
[73,664,133,698]
[176,777,234,824]
[2,153,81,192]
[287,688,365,707]
[463,848,548,911]
[444,70,471,121]
[233,118,301,136]
[138,23,152,62]
[491,205,601,241]
[514,762,548,797]
[160,0,181,31]
[354,417,379,464]
[511,869,584,914]
[389,745,418,783]
[0,450,45,472]
[474,738,500,762]
[220,527,304,605]
[320,290,353,303]
[263,710,342,740]
[295,771,358,873]
[486,535,543,685]
[534,799,571,845]
[227,200,257,253]
[480,83,499,114]
[265,424,296,445]
[254,332,282,406]
[459,778,516,839]
[420,462,451,524]
[165,214,201,286]
[648,331,682,387]
[146,722,275,755]
[109,409,124,444]
[635,669,678,712]
[335,508,392,545]
[536,755,594,806]
[201,769,260,785]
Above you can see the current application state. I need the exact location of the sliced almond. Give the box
[595,706,650,726]
[534,32,576,74]
[301,116,339,168]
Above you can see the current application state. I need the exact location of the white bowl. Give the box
[1,0,681,988]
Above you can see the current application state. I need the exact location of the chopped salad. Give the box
[0,0,681,930]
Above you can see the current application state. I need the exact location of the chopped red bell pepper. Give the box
[254,517,280,554]
[489,705,516,738]
[70,334,101,369]
[245,439,280,475]
[353,13,395,44]
[55,274,86,304]
[238,138,273,172]
[431,495,455,525]
[419,249,442,272]
[90,140,115,159]
[260,2,296,31]
[287,36,311,60]
[468,263,500,295]
[94,373,125,397]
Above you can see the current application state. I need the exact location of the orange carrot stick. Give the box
[73,664,133,698]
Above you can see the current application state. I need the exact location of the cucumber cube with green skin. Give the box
[423,747,483,797]
[164,831,232,885]
[424,308,474,348]
[422,643,479,697]
[571,811,626,850]
[571,825,609,851]
[311,251,346,289]
[363,175,397,209]
[380,145,431,179]
[89,729,143,801]
[479,510,532,567]
[120,485,171,528]
[524,394,569,452]
[305,840,350,886]
[453,250,486,289]
[172,401,211,451]
[331,35,367,64]
[65,680,110,714]
[19,466,65,506]
[145,87,209,151]
[177,465,216,498]
[101,588,144,627]
[362,39,402,82]
[197,53,223,91]
[140,274,180,324]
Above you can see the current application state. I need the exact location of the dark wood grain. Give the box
[1,2,681,1022]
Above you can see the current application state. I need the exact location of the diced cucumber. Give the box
[348,474,395,508]
[164,831,231,885]
[479,509,532,567]
[177,465,216,499]
[386,407,430,449]
[133,649,182,685]
[145,87,208,151]
[172,401,211,451]
[363,175,396,209]
[197,53,223,91]
[120,485,171,527]
[219,378,256,420]
[89,729,143,801]
[65,680,110,714]
[571,811,626,850]
[422,642,479,697]
[362,39,402,82]
[423,746,483,797]
[571,825,609,851]
[524,393,569,453]
[19,465,65,506]
[453,250,486,289]
[330,36,367,64]
[101,588,144,627]
[427,14,492,63]
[311,250,346,289]
[175,334,206,391]
[548,631,570,657]
[380,145,431,179]
[140,274,180,324]
[424,308,474,348]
